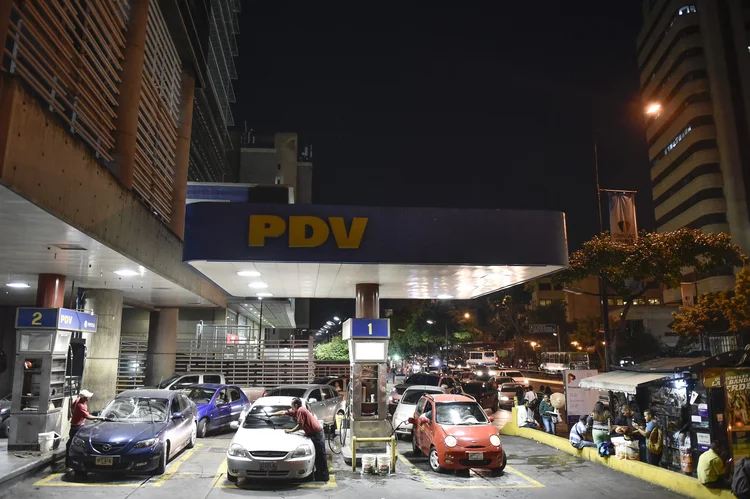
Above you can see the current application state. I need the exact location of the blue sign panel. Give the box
[58,308,97,333]
[15,308,97,332]
[16,308,58,329]
[183,203,568,267]
[351,319,389,339]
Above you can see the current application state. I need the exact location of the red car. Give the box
[409,394,506,473]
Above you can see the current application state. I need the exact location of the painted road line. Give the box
[505,465,545,488]
[152,443,203,487]
[210,458,228,488]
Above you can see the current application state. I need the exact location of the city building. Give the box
[637,0,750,293]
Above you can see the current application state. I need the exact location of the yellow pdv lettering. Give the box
[249,215,286,247]
[289,216,330,247]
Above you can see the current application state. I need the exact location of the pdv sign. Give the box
[249,215,368,249]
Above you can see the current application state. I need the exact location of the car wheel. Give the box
[187,422,197,449]
[493,450,507,473]
[0,417,9,438]
[428,447,444,473]
[411,432,422,456]
[154,442,168,475]
[227,473,238,483]
[198,418,209,438]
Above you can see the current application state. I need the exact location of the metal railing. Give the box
[314,362,350,379]
[3,0,130,161]
[133,0,181,221]
[117,336,315,392]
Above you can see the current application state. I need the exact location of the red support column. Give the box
[36,274,66,308]
[355,283,379,319]
[169,73,196,239]
[110,0,150,189]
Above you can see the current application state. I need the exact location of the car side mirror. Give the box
[230,421,239,430]
[308,398,317,404]
[172,412,184,420]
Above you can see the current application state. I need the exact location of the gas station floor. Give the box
[0,419,689,499]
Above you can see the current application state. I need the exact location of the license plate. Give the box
[467,452,484,461]
[95,457,114,466]
[259,461,277,471]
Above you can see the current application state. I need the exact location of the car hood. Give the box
[75,421,168,445]
[439,424,501,447]
[232,428,312,452]
[393,403,416,421]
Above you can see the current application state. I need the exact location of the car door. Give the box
[227,387,244,422]
[306,389,326,422]
[325,386,342,420]
[213,388,231,428]
[420,400,435,454]
[413,397,427,449]
[170,396,190,452]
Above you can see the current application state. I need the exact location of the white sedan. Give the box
[392,385,446,438]
[226,397,315,483]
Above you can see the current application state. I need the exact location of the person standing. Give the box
[66,390,103,465]
[591,401,612,445]
[539,395,556,434]
[270,398,329,482]
[634,410,662,465]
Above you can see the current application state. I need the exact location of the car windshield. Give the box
[402,389,441,405]
[436,402,489,425]
[102,397,169,422]
[265,388,306,398]
[243,405,297,430]
[183,387,216,405]
[157,374,181,388]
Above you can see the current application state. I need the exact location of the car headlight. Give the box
[444,436,457,448]
[228,443,248,458]
[133,438,158,449]
[292,445,312,458]
[490,434,501,447]
[72,437,85,447]
[500,396,509,401]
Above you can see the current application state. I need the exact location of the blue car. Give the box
[182,384,250,438]
[68,389,197,476]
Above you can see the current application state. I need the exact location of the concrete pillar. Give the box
[169,73,196,239]
[110,0,150,189]
[80,289,124,411]
[35,274,66,308]
[145,308,178,386]
[355,283,379,319]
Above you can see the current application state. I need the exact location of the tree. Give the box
[672,266,750,344]
[556,229,747,366]
[314,337,349,361]
[570,316,606,368]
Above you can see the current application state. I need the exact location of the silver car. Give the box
[392,385,446,438]
[240,384,344,425]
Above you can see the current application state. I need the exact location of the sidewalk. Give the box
[0,441,65,486]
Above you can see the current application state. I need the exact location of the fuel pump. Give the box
[341,318,391,464]
[8,307,96,451]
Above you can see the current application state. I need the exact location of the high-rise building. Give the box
[637,0,750,292]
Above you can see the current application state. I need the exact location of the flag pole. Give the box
[595,140,611,372]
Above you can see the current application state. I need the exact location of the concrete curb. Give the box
[0,449,65,487]
[501,407,735,499]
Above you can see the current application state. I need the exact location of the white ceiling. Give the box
[0,186,212,308]
[188,260,563,299]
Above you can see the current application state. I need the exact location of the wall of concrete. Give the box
[119,307,227,343]
[0,75,226,309]
[0,307,17,396]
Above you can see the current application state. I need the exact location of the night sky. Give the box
[235,2,655,327]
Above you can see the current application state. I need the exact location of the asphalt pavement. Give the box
[1,411,689,499]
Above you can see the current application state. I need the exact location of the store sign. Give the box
[563,369,600,425]
[249,215,368,249]
[726,369,750,460]
[16,308,97,333]
[342,318,390,340]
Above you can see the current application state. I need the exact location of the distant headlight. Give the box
[228,443,248,458]
[72,437,85,447]
[500,396,510,401]
[444,436,457,448]
[489,370,497,376]
[490,434,501,447]
[133,438,158,449]
[292,445,312,458]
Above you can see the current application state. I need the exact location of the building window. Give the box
[607,298,615,306]
[539,299,552,307]
[648,298,662,305]
[616,298,625,306]
[633,298,646,305]
[538,283,552,291]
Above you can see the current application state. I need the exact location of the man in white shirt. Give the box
[517,399,540,429]
[524,386,537,404]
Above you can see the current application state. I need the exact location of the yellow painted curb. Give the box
[501,407,734,499]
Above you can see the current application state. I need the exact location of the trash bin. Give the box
[38,432,56,455]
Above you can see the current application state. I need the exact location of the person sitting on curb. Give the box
[570,414,596,449]
[698,442,732,490]
[517,398,540,429]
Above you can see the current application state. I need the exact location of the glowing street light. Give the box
[464,313,470,319]
[645,103,662,115]
[571,341,579,346]
[333,316,341,322]
[426,319,435,325]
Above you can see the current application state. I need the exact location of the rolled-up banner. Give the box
[608,192,638,244]
[681,282,697,307]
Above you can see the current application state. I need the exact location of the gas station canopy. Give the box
[184,203,568,299]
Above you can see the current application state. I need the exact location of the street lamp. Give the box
[645,103,662,115]
[333,316,340,322]
[571,341,579,347]
[464,312,470,319]
[426,319,435,325]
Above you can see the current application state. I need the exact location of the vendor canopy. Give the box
[183,203,568,299]
[579,371,672,393]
